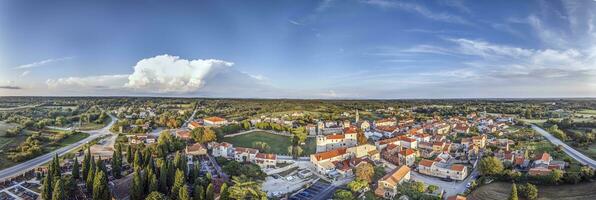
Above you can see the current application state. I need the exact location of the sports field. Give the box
[223,131,315,155]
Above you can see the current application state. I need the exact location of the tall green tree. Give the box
[509,183,518,200]
[72,156,80,179]
[51,154,61,178]
[82,147,90,182]
[148,172,158,193]
[86,157,96,193]
[41,174,53,200]
[134,149,143,170]
[127,145,133,164]
[171,169,186,200]
[193,184,205,200]
[92,170,110,200]
[131,170,144,200]
[219,183,230,200]
[158,161,168,194]
[112,144,123,179]
[51,179,64,200]
[206,183,214,200]
[179,185,191,200]
[479,156,504,176]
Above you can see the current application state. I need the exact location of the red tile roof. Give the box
[399,149,416,156]
[313,148,347,161]
[379,165,410,186]
[235,147,258,154]
[419,159,434,167]
[256,153,276,160]
[534,152,551,162]
[204,116,226,123]
[450,164,466,171]
[326,134,345,140]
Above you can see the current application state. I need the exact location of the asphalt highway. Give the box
[0,114,117,181]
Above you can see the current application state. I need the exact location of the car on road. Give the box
[466,183,472,188]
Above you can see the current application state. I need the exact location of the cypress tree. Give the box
[86,157,96,193]
[171,169,185,199]
[173,152,183,170]
[126,145,133,164]
[51,154,61,178]
[41,173,53,200]
[510,183,519,200]
[96,156,106,174]
[148,172,158,193]
[82,148,90,182]
[92,170,111,200]
[193,184,205,200]
[51,178,64,200]
[72,156,80,179]
[179,185,191,200]
[158,162,168,194]
[112,144,122,179]
[205,183,214,200]
[219,183,230,200]
[133,149,143,170]
[131,170,144,200]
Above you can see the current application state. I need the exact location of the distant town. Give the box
[0,97,595,200]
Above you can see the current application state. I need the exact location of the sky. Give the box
[0,0,595,99]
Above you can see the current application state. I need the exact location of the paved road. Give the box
[0,114,118,181]
[531,124,596,168]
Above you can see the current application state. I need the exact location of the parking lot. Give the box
[263,169,315,198]
[290,180,334,200]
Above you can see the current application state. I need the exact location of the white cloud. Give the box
[125,54,233,93]
[46,74,128,89]
[20,71,30,77]
[361,0,470,24]
[14,57,73,69]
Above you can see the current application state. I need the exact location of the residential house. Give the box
[176,129,192,140]
[316,127,358,152]
[211,142,234,158]
[234,147,259,163]
[186,143,207,156]
[188,121,202,130]
[398,149,417,167]
[255,153,277,169]
[374,166,411,199]
[418,159,468,180]
[203,117,228,126]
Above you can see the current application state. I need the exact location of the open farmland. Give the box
[469,181,596,200]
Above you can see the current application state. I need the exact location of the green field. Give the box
[78,116,112,131]
[222,131,315,155]
[0,130,89,170]
[0,121,17,136]
[578,109,596,115]
[469,181,596,200]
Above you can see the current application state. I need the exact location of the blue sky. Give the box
[1,0,595,98]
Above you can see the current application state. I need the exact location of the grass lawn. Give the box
[0,134,29,170]
[222,131,315,155]
[578,109,596,115]
[0,121,17,136]
[78,117,112,131]
[575,143,596,160]
[469,181,596,200]
[0,131,89,170]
